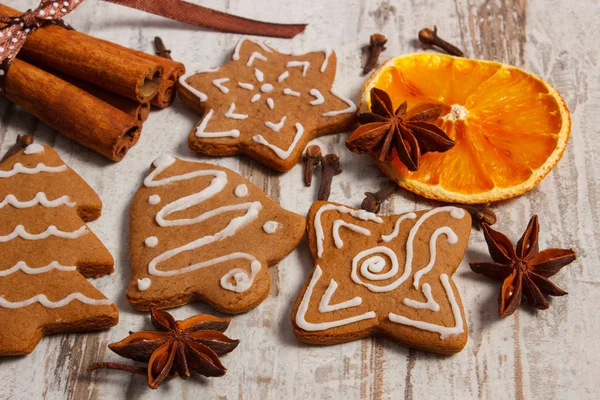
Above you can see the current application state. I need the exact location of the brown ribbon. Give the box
[0,0,306,92]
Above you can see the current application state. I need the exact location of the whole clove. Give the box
[418,26,464,57]
[303,145,322,187]
[458,203,497,229]
[153,36,172,60]
[318,154,342,201]
[360,184,396,213]
[363,33,388,75]
[1,134,33,163]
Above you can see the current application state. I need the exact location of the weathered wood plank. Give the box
[0,0,599,399]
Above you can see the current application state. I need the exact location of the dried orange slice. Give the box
[361,53,571,203]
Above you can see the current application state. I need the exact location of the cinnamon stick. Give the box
[5,59,141,161]
[124,47,185,108]
[56,72,151,122]
[0,4,162,103]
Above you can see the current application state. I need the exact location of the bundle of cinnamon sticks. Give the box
[0,4,185,161]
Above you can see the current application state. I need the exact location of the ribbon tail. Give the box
[102,0,307,38]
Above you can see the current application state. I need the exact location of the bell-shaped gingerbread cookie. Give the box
[127,154,306,313]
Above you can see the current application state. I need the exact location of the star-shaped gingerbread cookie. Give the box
[292,201,471,354]
[177,38,357,172]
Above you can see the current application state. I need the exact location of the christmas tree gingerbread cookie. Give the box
[0,144,118,356]
[292,201,471,354]
[178,38,357,172]
[127,155,306,313]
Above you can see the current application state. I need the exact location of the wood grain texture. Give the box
[1,0,599,399]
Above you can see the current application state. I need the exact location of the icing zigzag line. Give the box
[0,261,77,277]
[0,225,88,242]
[0,193,75,209]
[0,293,112,309]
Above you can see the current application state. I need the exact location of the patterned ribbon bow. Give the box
[0,0,306,92]
[0,1,81,90]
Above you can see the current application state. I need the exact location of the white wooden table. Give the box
[1,0,599,399]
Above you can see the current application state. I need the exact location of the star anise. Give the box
[470,215,576,317]
[89,308,239,389]
[346,87,455,171]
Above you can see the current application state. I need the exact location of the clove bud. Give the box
[459,203,497,229]
[363,33,388,75]
[318,154,342,201]
[154,36,172,59]
[303,145,322,187]
[1,134,33,163]
[418,26,464,57]
[360,184,396,213]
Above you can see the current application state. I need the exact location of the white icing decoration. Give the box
[238,82,254,90]
[254,68,264,82]
[24,143,44,154]
[178,67,219,102]
[251,94,261,103]
[389,274,464,339]
[381,213,417,242]
[0,225,88,242]
[295,266,376,331]
[221,260,262,293]
[314,204,383,258]
[332,220,371,249]
[260,83,274,93]
[351,246,399,287]
[320,48,332,72]
[352,206,465,293]
[212,78,230,93]
[309,88,325,105]
[0,193,75,209]
[267,98,275,109]
[322,89,357,117]
[277,71,289,83]
[0,163,67,178]
[0,261,76,277]
[195,109,240,138]
[319,278,363,312]
[412,227,458,289]
[143,155,263,294]
[264,116,286,132]
[137,278,151,291]
[252,122,304,160]
[145,236,159,248]
[234,184,248,197]
[232,38,271,61]
[148,194,161,205]
[224,103,248,120]
[247,52,267,66]
[0,293,112,309]
[402,284,440,312]
[263,221,279,234]
[286,60,310,76]
[283,88,301,97]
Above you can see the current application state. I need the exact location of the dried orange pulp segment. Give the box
[361,53,571,204]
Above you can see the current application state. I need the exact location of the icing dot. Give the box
[137,278,151,291]
[148,194,161,205]
[263,221,280,234]
[260,83,274,93]
[24,144,44,155]
[235,184,249,197]
[450,208,466,219]
[145,236,159,248]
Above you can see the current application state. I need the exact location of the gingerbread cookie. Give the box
[292,201,471,354]
[178,38,357,172]
[127,154,306,313]
[0,144,118,356]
